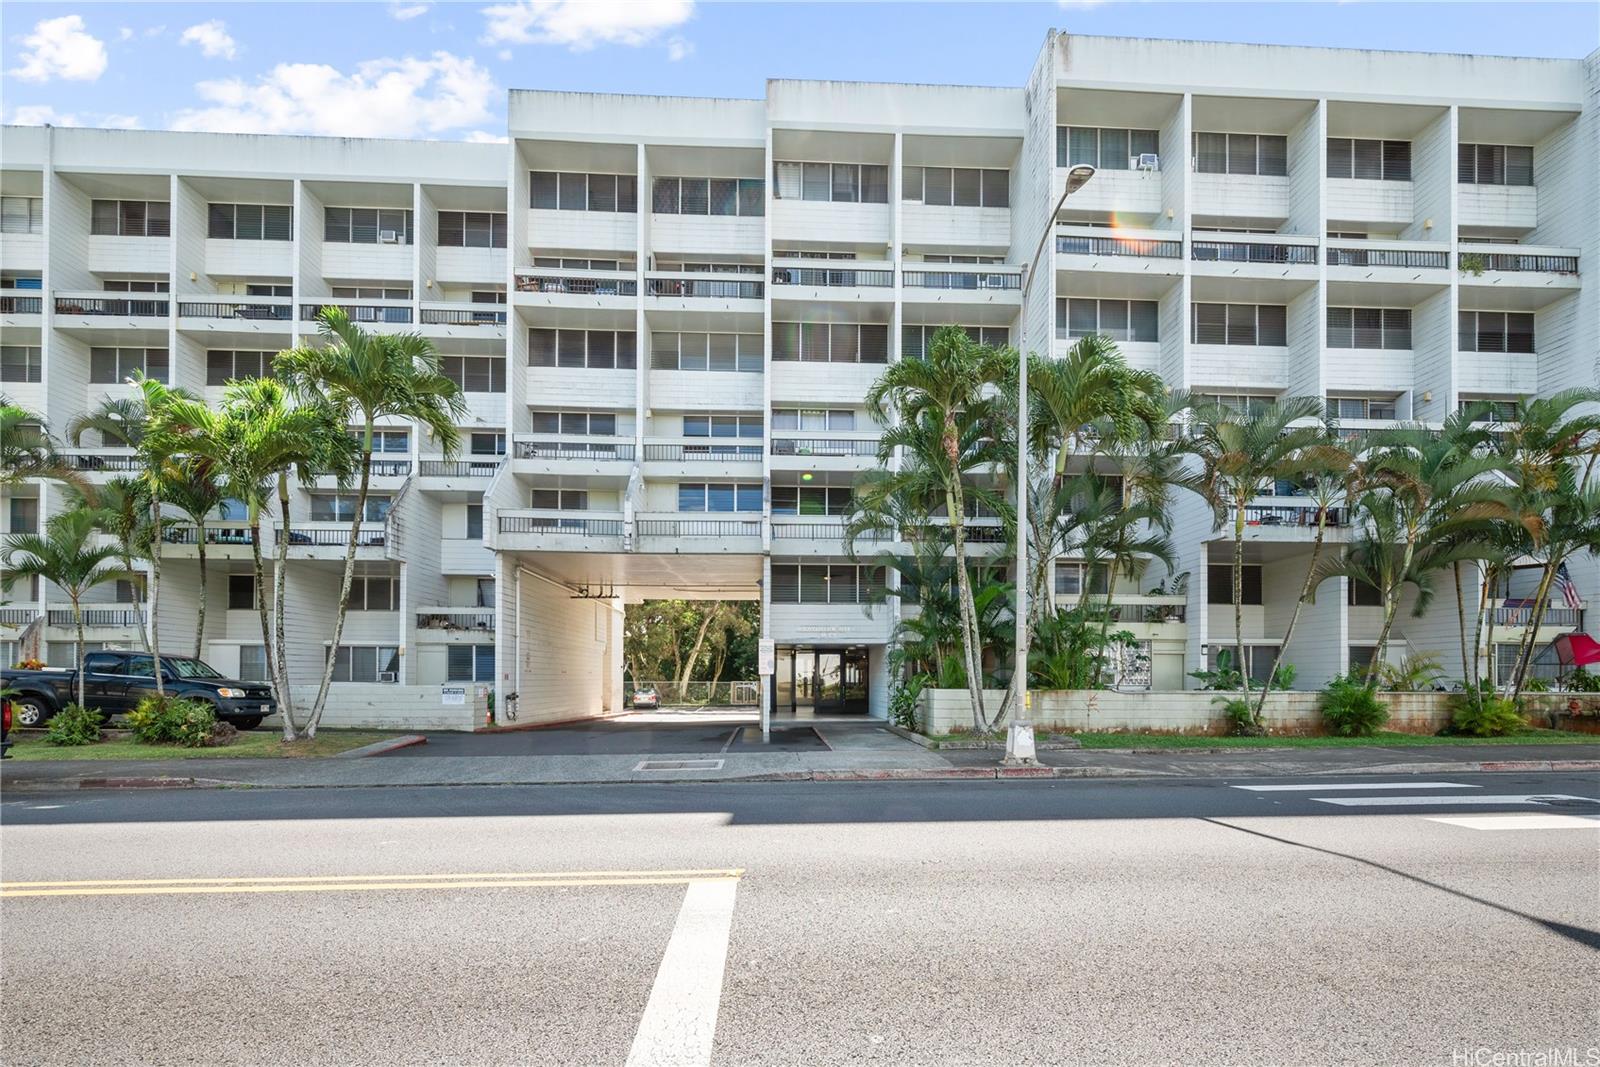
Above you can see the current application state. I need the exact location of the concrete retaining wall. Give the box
[265,684,487,732]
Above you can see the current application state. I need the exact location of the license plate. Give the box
[260,705,271,714]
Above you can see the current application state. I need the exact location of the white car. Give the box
[631,686,660,709]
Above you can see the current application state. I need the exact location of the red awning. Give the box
[1553,632,1600,667]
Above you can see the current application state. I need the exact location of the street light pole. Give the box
[1005,164,1095,765]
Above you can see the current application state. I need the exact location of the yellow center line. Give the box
[3,875,744,899]
[2,868,745,889]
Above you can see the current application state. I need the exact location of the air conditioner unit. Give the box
[1135,153,1160,172]
[377,671,397,683]
[379,230,399,244]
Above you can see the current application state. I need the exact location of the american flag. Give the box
[1554,562,1583,611]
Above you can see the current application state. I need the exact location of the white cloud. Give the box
[119,26,134,42]
[180,20,237,60]
[8,14,109,83]
[389,2,432,19]
[481,0,693,51]
[463,129,508,144]
[6,105,140,129]
[666,36,693,62]
[170,52,497,138]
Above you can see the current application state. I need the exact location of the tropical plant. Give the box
[2,510,125,709]
[1177,396,1325,709]
[1377,652,1446,692]
[1027,337,1166,491]
[1319,673,1389,736]
[45,702,103,746]
[275,308,466,735]
[74,476,153,653]
[1447,692,1524,737]
[161,460,225,658]
[126,694,217,747]
[1,399,87,495]
[1210,695,1261,736]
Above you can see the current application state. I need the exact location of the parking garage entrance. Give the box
[771,645,870,716]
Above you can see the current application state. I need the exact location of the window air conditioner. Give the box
[377,671,397,682]
[379,230,399,244]
[1136,154,1160,172]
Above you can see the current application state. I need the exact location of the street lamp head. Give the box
[1064,164,1097,196]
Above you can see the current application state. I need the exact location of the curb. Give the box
[335,734,428,759]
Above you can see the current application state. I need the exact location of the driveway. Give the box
[377,718,830,757]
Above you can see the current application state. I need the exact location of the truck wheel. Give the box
[12,697,53,728]
[232,716,264,731]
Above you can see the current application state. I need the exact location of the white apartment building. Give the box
[1,32,1595,728]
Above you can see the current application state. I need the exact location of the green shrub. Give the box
[44,703,103,746]
[889,675,928,731]
[125,695,217,747]
[1211,695,1264,737]
[1320,674,1389,737]
[1449,695,1525,737]
[1562,667,1600,693]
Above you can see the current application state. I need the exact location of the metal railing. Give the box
[1326,246,1449,269]
[418,459,503,477]
[636,519,762,538]
[48,607,144,627]
[416,608,496,632]
[419,306,507,326]
[498,514,624,536]
[771,267,893,288]
[1056,235,1182,259]
[514,440,635,461]
[627,680,760,707]
[648,278,764,299]
[301,303,412,324]
[644,443,761,462]
[276,523,387,547]
[0,608,40,626]
[1233,504,1350,528]
[1468,253,1580,275]
[1192,241,1317,265]
[515,274,637,296]
[54,295,169,317]
[364,458,412,477]
[64,452,140,472]
[1,295,43,314]
[163,524,256,546]
[771,521,895,542]
[1493,602,1582,628]
[770,438,879,458]
[177,299,294,320]
[901,270,1021,291]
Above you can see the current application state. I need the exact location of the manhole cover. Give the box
[633,759,725,772]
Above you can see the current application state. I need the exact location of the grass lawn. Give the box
[1069,729,1599,750]
[7,729,403,760]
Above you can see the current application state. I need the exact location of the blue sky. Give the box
[3,2,1595,141]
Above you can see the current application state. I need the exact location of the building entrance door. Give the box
[772,646,869,716]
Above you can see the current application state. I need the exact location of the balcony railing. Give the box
[1462,252,1580,275]
[515,273,637,296]
[648,277,763,299]
[770,438,879,457]
[418,458,503,478]
[178,298,294,321]
[1232,504,1350,528]
[1326,246,1449,270]
[419,305,507,326]
[771,267,893,288]
[162,524,256,546]
[901,269,1021,291]
[1056,235,1182,259]
[416,608,496,632]
[637,519,762,538]
[301,302,412,324]
[1,294,43,314]
[48,606,144,627]
[644,443,761,462]
[771,521,894,542]
[0,607,40,626]
[276,523,387,547]
[54,293,169,317]
[1192,241,1317,265]
[902,522,1007,544]
[498,513,624,536]
[1492,600,1583,628]
[514,439,635,461]
[64,452,140,472]
[360,458,412,477]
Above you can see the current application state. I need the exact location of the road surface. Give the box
[3,774,1597,1065]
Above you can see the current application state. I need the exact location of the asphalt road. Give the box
[3,775,1598,1066]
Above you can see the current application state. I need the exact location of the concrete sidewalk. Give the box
[3,727,1598,792]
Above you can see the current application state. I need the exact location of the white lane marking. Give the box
[626,878,739,1067]
[1426,814,1600,831]
[1232,782,1478,792]
[1311,793,1598,807]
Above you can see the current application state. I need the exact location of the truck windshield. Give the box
[164,658,225,679]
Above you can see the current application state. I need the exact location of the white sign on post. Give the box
[758,639,776,676]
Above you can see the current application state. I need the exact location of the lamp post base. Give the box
[1002,720,1037,765]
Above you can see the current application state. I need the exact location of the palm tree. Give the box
[1177,396,1325,698]
[75,476,153,654]
[855,333,1013,730]
[161,461,224,658]
[154,377,356,741]
[1,399,88,495]
[3,510,124,710]
[271,309,462,735]
[1027,337,1167,489]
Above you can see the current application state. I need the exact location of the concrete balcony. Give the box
[525,366,635,408]
[1458,244,1581,309]
[635,516,762,554]
[769,436,880,472]
[161,522,259,561]
[1456,352,1538,396]
[648,368,762,410]
[53,291,169,329]
[1489,598,1583,635]
[1190,235,1318,282]
[650,213,763,257]
[1188,345,1290,393]
[1325,239,1450,281]
[1457,184,1537,232]
[1054,167,1162,220]
[1219,500,1353,540]
[415,607,496,635]
[769,265,890,306]
[46,604,145,629]
[1189,173,1290,223]
[900,203,1013,248]
[513,268,637,310]
[416,457,504,488]
[511,436,634,478]
[770,517,891,557]
[525,208,636,254]
[273,521,389,559]
[899,267,1022,313]
[203,237,293,279]
[645,273,764,314]
[495,510,625,552]
[433,246,506,287]
[176,296,295,344]
[771,199,890,246]
[642,441,762,480]
[1051,593,1189,642]
[87,235,168,275]
[418,301,507,342]
[1326,178,1414,228]
[300,299,413,330]
[0,289,43,326]
[61,451,141,480]
[771,360,887,406]
[1054,228,1184,290]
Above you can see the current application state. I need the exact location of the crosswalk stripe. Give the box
[1310,793,1597,808]
[1232,782,1478,792]
[626,877,739,1067]
[1425,814,1600,831]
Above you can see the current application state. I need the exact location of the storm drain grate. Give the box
[633,759,725,772]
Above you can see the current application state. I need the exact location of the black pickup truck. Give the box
[1,651,275,729]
